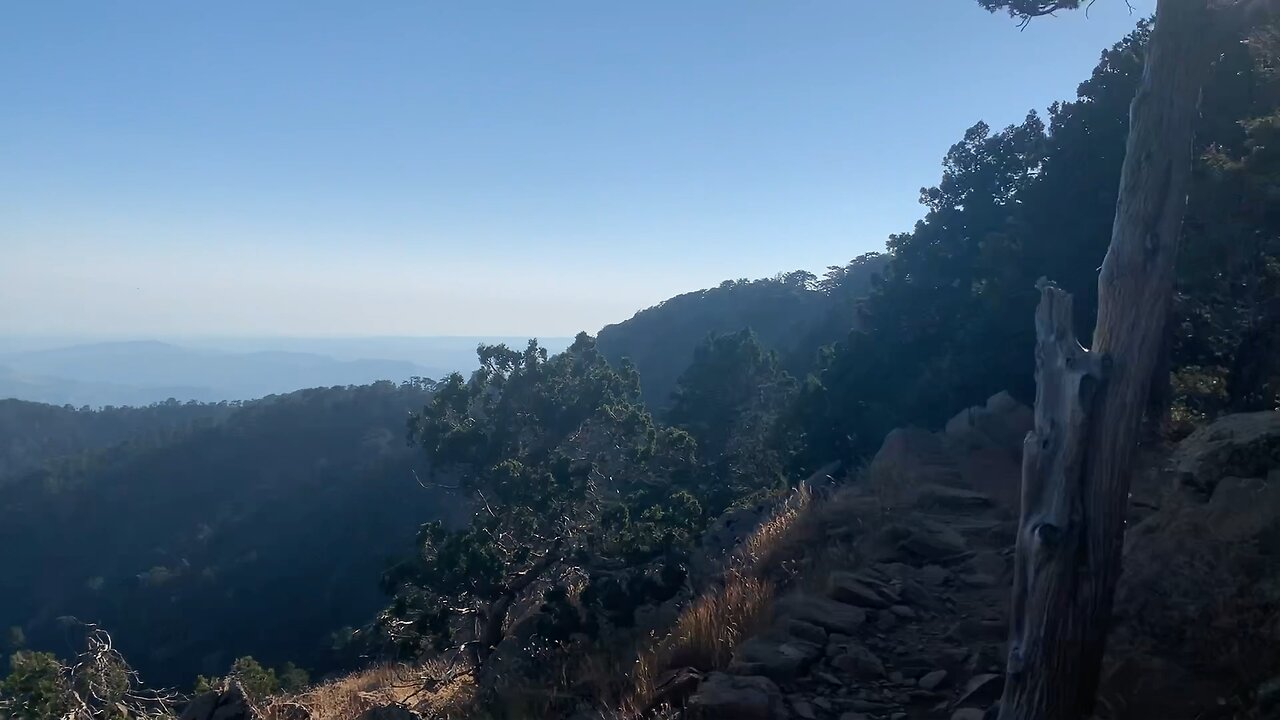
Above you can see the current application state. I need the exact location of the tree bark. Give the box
[999,1,1212,718]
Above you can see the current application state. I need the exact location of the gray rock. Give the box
[951,710,986,720]
[915,484,994,510]
[688,672,787,720]
[889,604,916,619]
[965,551,1008,579]
[844,698,894,712]
[730,636,823,681]
[1171,411,1280,498]
[179,683,255,720]
[870,427,964,487]
[777,593,867,634]
[899,523,969,563]
[920,565,951,586]
[815,671,843,687]
[917,669,948,690]
[956,673,1005,708]
[829,572,891,609]
[788,697,817,720]
[945,391,1033,454]
[948,619,1005,643]
[899,579,934,608]
[785,618,828,645]
[838,714,869,720]
[957,572,998,588]
[830,643,885,679]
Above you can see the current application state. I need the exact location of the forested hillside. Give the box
[596,255,887,408]
[792,22,1280,462]
[0,399,236,484]
[0,380,462,687]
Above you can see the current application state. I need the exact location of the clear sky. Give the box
[1,1,1153,338]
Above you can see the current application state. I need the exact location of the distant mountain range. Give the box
[0,336,572,407]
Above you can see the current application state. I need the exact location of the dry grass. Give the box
[623,483,827,713]
[734,483,815,578]
[261,661,474,720]
[623,572,774,713]
[658,573,774,672]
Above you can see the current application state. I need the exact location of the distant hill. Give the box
[0,337,577,407]
[597,255,887,407]
[0,341,441,406]
[0,381,462,687]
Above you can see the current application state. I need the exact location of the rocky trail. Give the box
[688,393,1031,720]
[687,398,1280,720]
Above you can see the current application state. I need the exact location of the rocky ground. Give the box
[687,398,1280,720]
[687,393,1028,720]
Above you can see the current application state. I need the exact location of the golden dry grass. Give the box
[261,661,474,720]
[734,482,814,578]
[623,482,825,713]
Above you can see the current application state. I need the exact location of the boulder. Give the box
[784,618,828,645]
[956,673,1004,707]
[179,683,256,720]
[828,641,885,679]
[687,672,788,720]
[788,696,817,720]
[828,572,891,609]
[1171,411,1280,498]
[776,593,867,634]
[889,604,916,619]
[871,427,964,487]
[963,551,1007,580]
[914,484,993,511]
[729,636,823,681]
[944,391,1032,455]
[897,523,969,563]
[917,669,948,690]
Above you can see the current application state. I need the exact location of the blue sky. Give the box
[1,1,1153,338]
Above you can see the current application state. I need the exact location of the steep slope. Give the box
[0,381,462,688]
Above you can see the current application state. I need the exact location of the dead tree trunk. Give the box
[999,1,1213,718]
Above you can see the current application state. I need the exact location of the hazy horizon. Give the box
[3,1,1153,337]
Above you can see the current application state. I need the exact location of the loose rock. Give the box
[956,673,1005,707]
[830,643,886,679]
[687,672,787,720]
[777,593,868,634]
[829,572,892,609]
[918,669,948,690]
[729,636,823,681]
